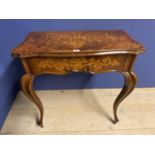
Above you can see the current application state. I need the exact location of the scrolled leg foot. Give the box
[113,72,137,124]
[37,120,44,128]
[21,74,44,128]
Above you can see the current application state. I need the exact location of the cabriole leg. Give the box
[21,74,44,127]
[113,72,137,123]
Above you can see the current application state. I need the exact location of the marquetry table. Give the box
[12,30,144,128]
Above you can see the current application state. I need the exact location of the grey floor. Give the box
[1,88,155,134]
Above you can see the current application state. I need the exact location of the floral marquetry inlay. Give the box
[92,56,120,67]
[27,56,123,75]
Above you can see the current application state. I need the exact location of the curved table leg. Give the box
[113,71,137,124]
[21,74,44,127]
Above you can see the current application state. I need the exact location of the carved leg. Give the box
[21,74,44,127]
[113,72,137,124]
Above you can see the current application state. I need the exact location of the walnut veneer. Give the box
[12,30,144,128]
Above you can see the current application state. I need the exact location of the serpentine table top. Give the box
[12,30,144,128]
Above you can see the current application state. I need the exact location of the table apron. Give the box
[21,54,136,75]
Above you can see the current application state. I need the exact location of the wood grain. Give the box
[25,55,127,75]
[12,30,144,58]
[11,30,144,127]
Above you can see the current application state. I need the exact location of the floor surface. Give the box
[1,88,155,135]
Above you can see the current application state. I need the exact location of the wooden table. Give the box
[12,30,144,127]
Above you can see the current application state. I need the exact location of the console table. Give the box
[12,30,144,127]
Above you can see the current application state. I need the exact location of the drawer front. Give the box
[24,55,127,75]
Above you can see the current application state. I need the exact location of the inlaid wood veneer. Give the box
[12,30,144,128]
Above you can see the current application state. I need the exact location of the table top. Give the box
[12,30,144,58]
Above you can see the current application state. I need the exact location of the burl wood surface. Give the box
[12,30,144,128]
[12,30,144,58]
